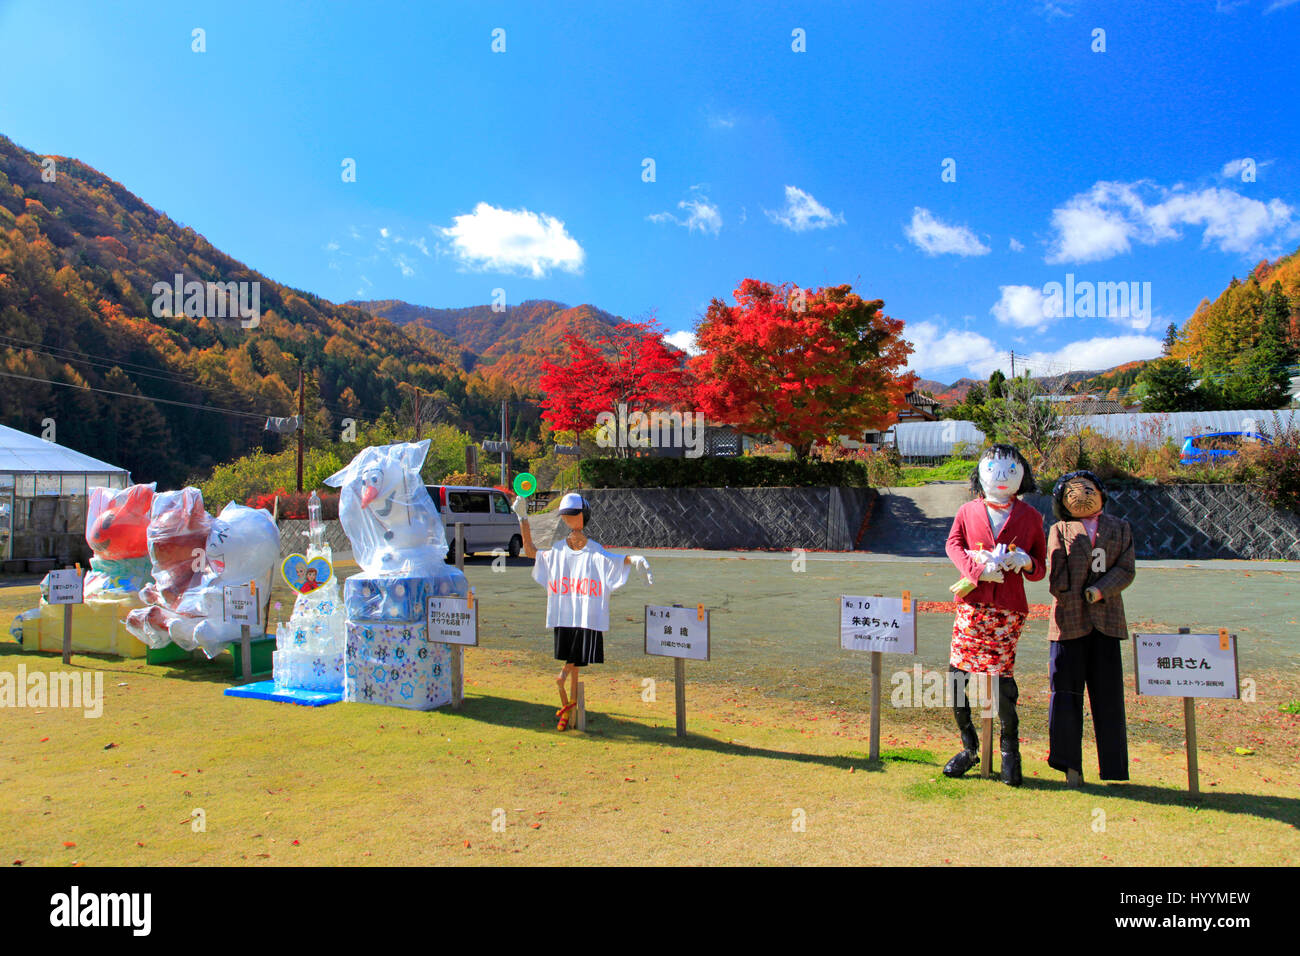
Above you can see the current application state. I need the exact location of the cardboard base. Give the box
[223,680,343,707]
[32,602,148,658]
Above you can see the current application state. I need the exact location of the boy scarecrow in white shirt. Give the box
[513,492,653,730]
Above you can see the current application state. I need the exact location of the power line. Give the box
[0,369,272,420]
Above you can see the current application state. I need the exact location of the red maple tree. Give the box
[538,316,695,444]
[691,279,915,460]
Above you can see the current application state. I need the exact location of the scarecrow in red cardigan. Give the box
[943,443,1047,786]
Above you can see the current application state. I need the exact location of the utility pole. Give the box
[398,383,426,441]
[499,398,508,487]
[296,363,305,493]
[1010,350,1015,378]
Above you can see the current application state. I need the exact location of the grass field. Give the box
[2,558,1297,867]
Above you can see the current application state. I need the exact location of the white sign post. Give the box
[48,567,84,665]
[840,593,918,762]
[223,581,260,682]
[645,604,711,738]
[1134,627,1240,797]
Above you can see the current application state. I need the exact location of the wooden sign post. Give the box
[47,566,85,665]
[645,603,710,738]
[452,523,467,708]
[839,592,918,762]
[979,673,995,778]
[1133,627,1240,798]
[222,580,261,682]
[426,589,478,711]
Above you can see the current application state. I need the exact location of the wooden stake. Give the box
[576,681,586,731]
[452,522,466,709]
[674,656,687,738]
[1184,697,1200,797]
[869,650,882,761]
[62,603,72,666]
[239,623,252,682]
[980,673,994,778]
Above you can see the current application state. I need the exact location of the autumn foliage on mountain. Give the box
[538,316,695,437]
[690,279,915,460]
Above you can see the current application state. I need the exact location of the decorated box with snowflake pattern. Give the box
[343,619,452,710]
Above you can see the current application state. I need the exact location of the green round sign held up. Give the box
[513,472,537,498]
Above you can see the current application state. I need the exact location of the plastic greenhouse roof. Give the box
[0,423,130,476]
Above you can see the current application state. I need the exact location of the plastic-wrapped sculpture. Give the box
[15,483,158,657]
[127,496,279,658]
[325,440,467,710]
[125,488,213,649]
[273,491,346,692]
[84,483,156,600]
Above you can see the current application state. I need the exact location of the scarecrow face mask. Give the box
[1062,475,1103,518]
[978,454,1024,504]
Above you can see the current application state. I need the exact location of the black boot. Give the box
[943,667,980,778]
[998,675,1022,787]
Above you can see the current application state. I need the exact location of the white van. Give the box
[426,485,523,560]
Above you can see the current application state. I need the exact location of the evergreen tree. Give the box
[1161,322,1178,355]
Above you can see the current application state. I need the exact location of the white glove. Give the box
[999,549,1034,574]
[965,549,1004,583]
[629,555,653,584]
[510,495,529,521]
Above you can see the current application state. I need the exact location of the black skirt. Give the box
[553,626,605,666]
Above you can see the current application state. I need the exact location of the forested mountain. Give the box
[352,298,662,391]
[0,135,600,486]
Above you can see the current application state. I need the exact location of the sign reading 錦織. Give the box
[1133,632,1239,700]
[839,595,916,655]
[645,604,709,661]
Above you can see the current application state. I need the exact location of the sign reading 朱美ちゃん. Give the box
[839,595,916,655]
[1133,633,1238,699]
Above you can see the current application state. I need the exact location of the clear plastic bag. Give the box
[83,483,156,601]
[125,488,212,648]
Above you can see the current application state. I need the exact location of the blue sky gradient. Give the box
[2,0,1298,382]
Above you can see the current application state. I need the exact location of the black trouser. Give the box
[1048,629,1129,780]
[949,666,1019,751]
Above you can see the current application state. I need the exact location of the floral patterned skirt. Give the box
[949,603,1027,676]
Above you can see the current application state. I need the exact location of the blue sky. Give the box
[2,0,1298,383]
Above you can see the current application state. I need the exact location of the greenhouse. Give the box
[0,423,130,572]
[891,408,1300,461]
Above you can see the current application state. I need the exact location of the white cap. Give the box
[557,492,588,515]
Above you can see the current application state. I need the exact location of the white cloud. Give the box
[664,330,699,355]
[1045,179,1296,264]
[905,321,1001,375]
[1265,0,1299,13]
[379,227,390,239]
[707,112,738,129]
[1009,237,1025,252]
[905,321,1162,381]
[991,285,1053,329]
[999,335,1164,379]
[648,189,722,236]
[904,207,991,256]
[438,202,585,278]
[765,186,844,232]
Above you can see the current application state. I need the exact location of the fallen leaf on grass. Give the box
[103,743,117,750]
[62,842,75,848]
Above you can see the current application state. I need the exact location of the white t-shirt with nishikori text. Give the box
[532,539,630,631]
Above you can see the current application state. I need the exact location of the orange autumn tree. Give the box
[691,279,915,460]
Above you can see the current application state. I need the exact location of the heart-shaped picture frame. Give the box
[281,553,333,594]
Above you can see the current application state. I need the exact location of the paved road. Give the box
[859,481,971,556]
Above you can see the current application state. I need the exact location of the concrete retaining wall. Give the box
[579,487,877,551]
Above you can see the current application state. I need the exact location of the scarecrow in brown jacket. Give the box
[1046,471,1135,787]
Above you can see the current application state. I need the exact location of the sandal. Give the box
[556,702,576,731]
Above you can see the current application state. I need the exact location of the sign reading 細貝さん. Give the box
[1133,633,1239,699]
[222,584,261,626]
[645,604,709,661]
[46,569,84,605]
[426,596,478,646]
[840,595,916,655]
